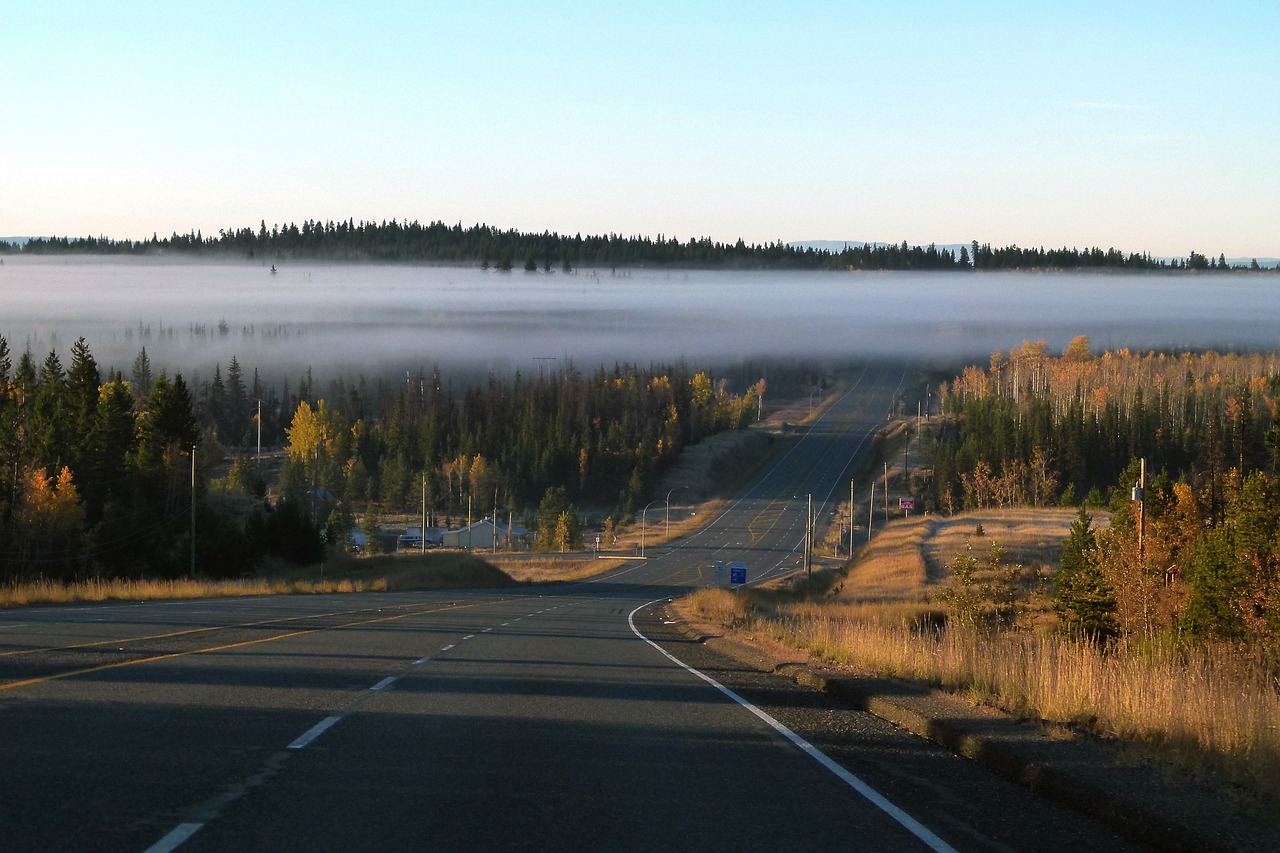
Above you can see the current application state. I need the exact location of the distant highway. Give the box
[0,363,1138,852]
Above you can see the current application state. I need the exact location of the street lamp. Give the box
[665,485,688,539]
[640,499,660,558]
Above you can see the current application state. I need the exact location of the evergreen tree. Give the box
[224,356,249,446]
[31,351,70,472]
[66,337,101,472]
[1053,506,1118,642]
[131,346,153,399]
[534,486,580,551]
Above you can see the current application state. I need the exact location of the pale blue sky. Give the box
[3,1,1276,256]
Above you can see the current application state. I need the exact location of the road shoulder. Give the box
[664,604,1279,853]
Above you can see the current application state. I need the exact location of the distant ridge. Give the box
[790,241,1279,269]
[792,240,972,254]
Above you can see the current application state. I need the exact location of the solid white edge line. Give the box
[287,715,342,750]
[441,644,455,651]
[627,599,957,853]
[143,821,204,853]
[414,656,432,665]
[370,676,396,692]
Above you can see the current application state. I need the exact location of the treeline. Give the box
[0,337,328,581]
[924,340,1280,650]
[5,220,1270,272]
[272,363,763,545]
[0,335,761,580]
[967,242,1242,271]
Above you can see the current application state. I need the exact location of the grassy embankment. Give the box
[0,551,522,607]
[678,419,1280,803]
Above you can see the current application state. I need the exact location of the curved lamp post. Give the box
[665,484,688,539]
[640,499,660,558]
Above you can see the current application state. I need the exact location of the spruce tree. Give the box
[1054,506,1118,642]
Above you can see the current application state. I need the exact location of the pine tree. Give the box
[31,351,70,472]
[131,346,154,399]
[66,337,101,473]
[1054,506,1118,642]
[224,356,248,446]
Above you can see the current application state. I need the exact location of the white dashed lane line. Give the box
[287,716,342,750]
[146,604,589,852]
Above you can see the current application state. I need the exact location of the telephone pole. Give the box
[884,462,890,526]
[190,444,196,575]
[804,494,813,581]
[848,479,855,556]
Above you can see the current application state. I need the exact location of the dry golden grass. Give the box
[684,587,752,627]
[488,556,627,583]
[608,499,727,552]
[766,615,1280,799]
[839,517,934,602]
[0,551,520,608]
[837,507,1087,603]
[272,551,517,591]
[680,506,1280,801]
[919,508,1084,582]
[0,575,390,607]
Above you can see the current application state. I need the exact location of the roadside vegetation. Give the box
[0,551,523,607]
[681,341,1280,805]
[0,333,764,586]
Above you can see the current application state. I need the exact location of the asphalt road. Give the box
[0,364,1142,852]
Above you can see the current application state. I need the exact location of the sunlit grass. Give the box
[488,556,626,583]
[0,551,524,608]
[763,611,1280,799]
[677,508,1280,802]
[0,575,389,607]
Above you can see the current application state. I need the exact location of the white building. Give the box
[441,516,529,550]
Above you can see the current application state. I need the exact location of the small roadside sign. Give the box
[899,498,915,511]
[729,561,747,585]
[713,560,726,577]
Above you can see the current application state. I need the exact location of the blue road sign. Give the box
[729,561,747,585]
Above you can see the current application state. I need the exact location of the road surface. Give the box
[0,364,1140,851]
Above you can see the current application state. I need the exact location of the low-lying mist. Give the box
[3,256,1277,385]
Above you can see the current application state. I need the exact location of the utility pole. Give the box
[467,494,473,550]
[849,479,855,556]
[1135,457,1146,564]
[884,462,890,526]
[804,493,813,580]
[533,356,556,379]
[868,481,874,538]
[256,398,262,470]
[190,444,196,575]
[421,474,427,552]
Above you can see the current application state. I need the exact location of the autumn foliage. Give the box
[930,339,1280,653]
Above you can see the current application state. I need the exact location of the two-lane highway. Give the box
[0,364,1139,851]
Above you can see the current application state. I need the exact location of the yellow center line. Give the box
[0,600,486,694]
[745,498,793,545]
[0,602,438,659]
